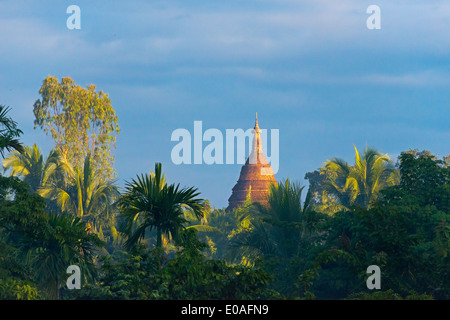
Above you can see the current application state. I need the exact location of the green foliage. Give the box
[228,179,329,297]
[38,153,119,229]
[33,76,119,181]
[0,174,105,299]
[0,221,41,300]
[118,162,205,250]
[70,246,162,300]
[3,144,59,193]
[161,229,272,299]
[71,229,275,300]
[184,203,249,262]
[397,151,449,204]
[308,151,450,299]
[2,108,448,301]
[27,211,105,299]
[0,105,24,157]
[0,175,49,240]
[0,278,39,300]
[305,168,350,215]
[3,144,120,253]
[306,146,399,213]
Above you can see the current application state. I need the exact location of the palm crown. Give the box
[118,162,205,250]
[324,145,399,208]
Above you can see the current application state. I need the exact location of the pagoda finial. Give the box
[254,112,259,130]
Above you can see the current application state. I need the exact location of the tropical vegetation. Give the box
[0,77,448,300]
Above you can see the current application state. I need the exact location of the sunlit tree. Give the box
[2,144,59,193]
[322,146,399,209]
[38,153,119,230]
[33,76,120,181]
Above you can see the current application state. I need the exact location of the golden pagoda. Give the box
[227,113,277,211]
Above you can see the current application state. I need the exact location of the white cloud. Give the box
[2,0,450,72]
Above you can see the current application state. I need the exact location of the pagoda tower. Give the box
[227,114,277,211]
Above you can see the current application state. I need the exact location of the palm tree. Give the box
[118,162,205,250]
[2,144,59,193]
[22,211,104,299]
[231,179,315,262]
[0,105,24,157]
[38,153,119,230]
[324,145,399,209]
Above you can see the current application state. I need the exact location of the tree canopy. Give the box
[33,76,119,181]
[2,90,448,301]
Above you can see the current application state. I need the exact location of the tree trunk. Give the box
[156,228,162,248]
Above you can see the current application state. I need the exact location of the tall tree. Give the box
[0,105,24,157]
[118,162,205,250]
[33,76,120,181]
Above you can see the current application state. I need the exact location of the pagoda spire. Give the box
[227,114,277,211]
[249,112,263,164]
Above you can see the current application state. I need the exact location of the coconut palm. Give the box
[0,105,24,157]
[324,145,399,208]
[118,162,205,250]
[2,144,59,193]
[38,153,119,230]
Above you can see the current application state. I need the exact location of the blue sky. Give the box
[1,0,449,208]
